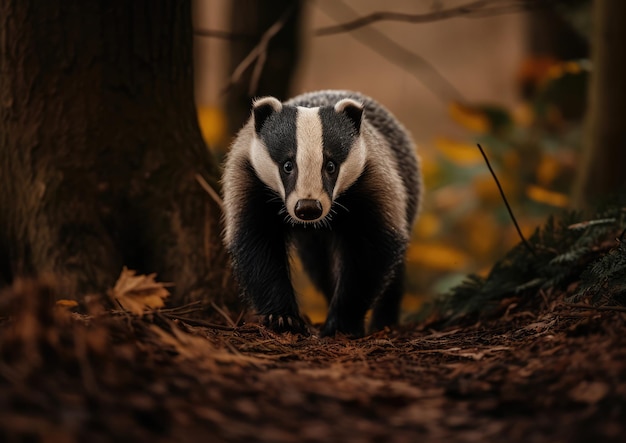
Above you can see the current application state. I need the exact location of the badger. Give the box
[222,90,422,338]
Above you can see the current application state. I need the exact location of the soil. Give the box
[1,279,625,443]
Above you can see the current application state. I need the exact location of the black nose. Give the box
[294,199,323,221]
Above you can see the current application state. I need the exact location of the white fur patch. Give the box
[285,107,331,222]
[250,137,285,199]
[333,137,366,199]
[334,98,363,113]
[253,96,282,113]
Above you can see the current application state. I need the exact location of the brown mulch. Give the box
[1,280,625,443]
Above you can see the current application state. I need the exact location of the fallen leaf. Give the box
[109,267,171,315]
[55,299,79,308]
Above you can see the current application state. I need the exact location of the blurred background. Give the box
[191,0,591,323]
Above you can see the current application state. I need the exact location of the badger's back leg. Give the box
[319,225,405,338]
[370,262,405,332]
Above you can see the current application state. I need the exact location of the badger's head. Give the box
[249,96,367,226]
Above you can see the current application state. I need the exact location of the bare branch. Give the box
[477,144,536,256]
[221,3,297,96]
[315,0,542,36]
[316,0,464,104]
[195,174,223,210]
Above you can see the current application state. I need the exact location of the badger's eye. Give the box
[283,160,294,174]
[325,160,336,175]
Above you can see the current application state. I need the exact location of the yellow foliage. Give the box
[459,212,500,258]
[401,294,424,313]
[419,153,441,187]
[197,106,227,147]
[473,174,516,206]
[414,212,440,238]
[517,56,560,86]
[512,102,534,128]
[502,149,521,171]
[434,137,484,166]
[536,154,561,186]
[449,102,490,133]
[547,60,583,81]
[407,243,470,271]
[526,185,569,208]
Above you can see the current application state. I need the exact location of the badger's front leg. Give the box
[228,223,308,335]
[319,227,405,338]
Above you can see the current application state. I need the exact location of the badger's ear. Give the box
[334,98,363,133]
[252,96,282,133]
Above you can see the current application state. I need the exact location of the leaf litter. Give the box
[1,272,626,442]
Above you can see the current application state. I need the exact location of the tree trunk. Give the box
[0,0,235,306]
[573,0,626,209]
[226,0,302,137]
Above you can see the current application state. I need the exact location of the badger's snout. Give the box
[294,199,323,221]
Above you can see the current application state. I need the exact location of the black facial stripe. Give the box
[319,106,359,164]
[257,106,297,163]
[257,105,298,197]
[319,106,359,196]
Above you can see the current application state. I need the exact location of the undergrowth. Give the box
[431,203,626,321]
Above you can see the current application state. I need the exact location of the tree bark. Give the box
[573,0,626,209]
[226,0,302,137]
[0,0,235,306]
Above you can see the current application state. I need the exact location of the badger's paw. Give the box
[262,313,310,336]
[319,316,364,339]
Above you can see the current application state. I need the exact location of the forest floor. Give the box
[1,278,625,443]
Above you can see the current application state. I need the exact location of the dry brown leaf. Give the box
[109,267,170,315]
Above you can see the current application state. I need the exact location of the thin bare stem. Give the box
[315,0,541,36]
[315,0,464,104]
[165,314,236,331]
[221,3,296,96]
[211,301,237,328]
[195,173,223,210]
[477,144,536,256]
[568,303,626,314]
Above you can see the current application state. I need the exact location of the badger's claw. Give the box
[263,313,310,336]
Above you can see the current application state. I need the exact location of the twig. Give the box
[211,301,237,328]
[315,0,541,36]
[195,173,223,210]
[568,303,626,314]
[315,0,464,104]
[164,314,236,331]
[476,144,536,256]
[568,218,617,230]
[222,3,296,96]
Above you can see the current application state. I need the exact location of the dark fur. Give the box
[224,91,421,337]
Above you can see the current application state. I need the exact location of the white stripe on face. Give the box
[333,137,366,199]
[285,107,331,221]
[250,135,285,199]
